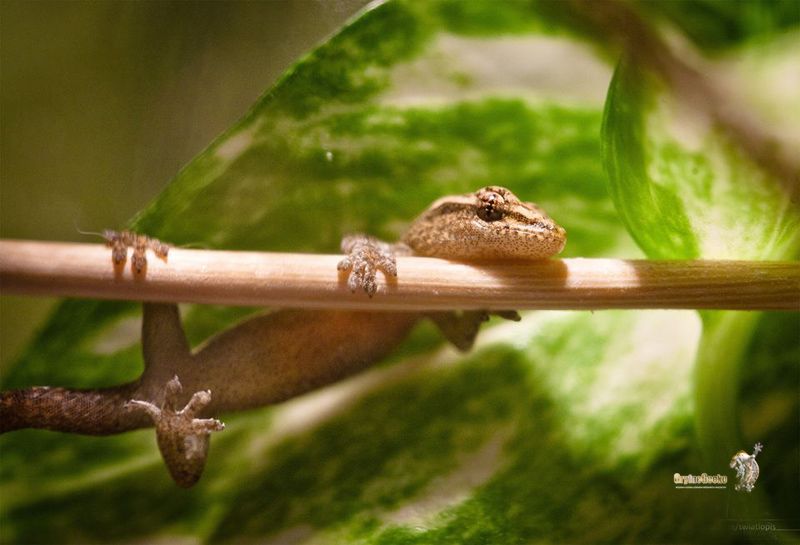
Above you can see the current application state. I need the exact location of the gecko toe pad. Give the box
[103,230,170,275]
[126,376,224,488]
[337,235,397,297]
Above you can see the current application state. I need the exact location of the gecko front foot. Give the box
[104,230,170,274]
[337,235,397,297]
[126,376,224,488]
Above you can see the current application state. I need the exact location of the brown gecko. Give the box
[0,186,566,487]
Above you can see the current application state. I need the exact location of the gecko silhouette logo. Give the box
[730,443,763,493]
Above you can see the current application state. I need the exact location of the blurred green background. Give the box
[1,2,797,543]
[0,0,368,370]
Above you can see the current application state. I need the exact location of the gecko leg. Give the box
[337,234,397,297]
[428,310,521,352]
[126,376,224,488]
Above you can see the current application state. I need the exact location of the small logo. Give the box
[730,443,762,493]
[673,472,727,489]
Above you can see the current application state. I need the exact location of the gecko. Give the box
[0,186,566,487]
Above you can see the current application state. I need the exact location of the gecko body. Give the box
[0,186,565,487]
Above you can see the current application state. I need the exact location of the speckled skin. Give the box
[0,186,565,487]
[403,186,566,260]
[0,305,422,487]
[126,378,224,488]
[337,186,566,296]
[0,306,419,430]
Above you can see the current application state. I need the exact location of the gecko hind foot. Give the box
[104,230,170,275]
[429,310,521,352]
[126,376,224,488]
[337,234,397,297]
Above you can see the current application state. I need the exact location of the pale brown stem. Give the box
[0,239,797,311]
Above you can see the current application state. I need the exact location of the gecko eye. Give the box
[478,204,504,222]
[477,190,505,222]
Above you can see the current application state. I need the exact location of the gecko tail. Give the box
[73,220,108,240]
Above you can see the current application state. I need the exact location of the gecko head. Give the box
[470,186,566,258]
[404,185,566,260]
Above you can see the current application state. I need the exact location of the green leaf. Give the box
[2,1,798,543]
[603,56,800,260]
[602,22,800,534]
[3,0,620,391]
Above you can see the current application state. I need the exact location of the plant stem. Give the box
[1,239,797,311]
